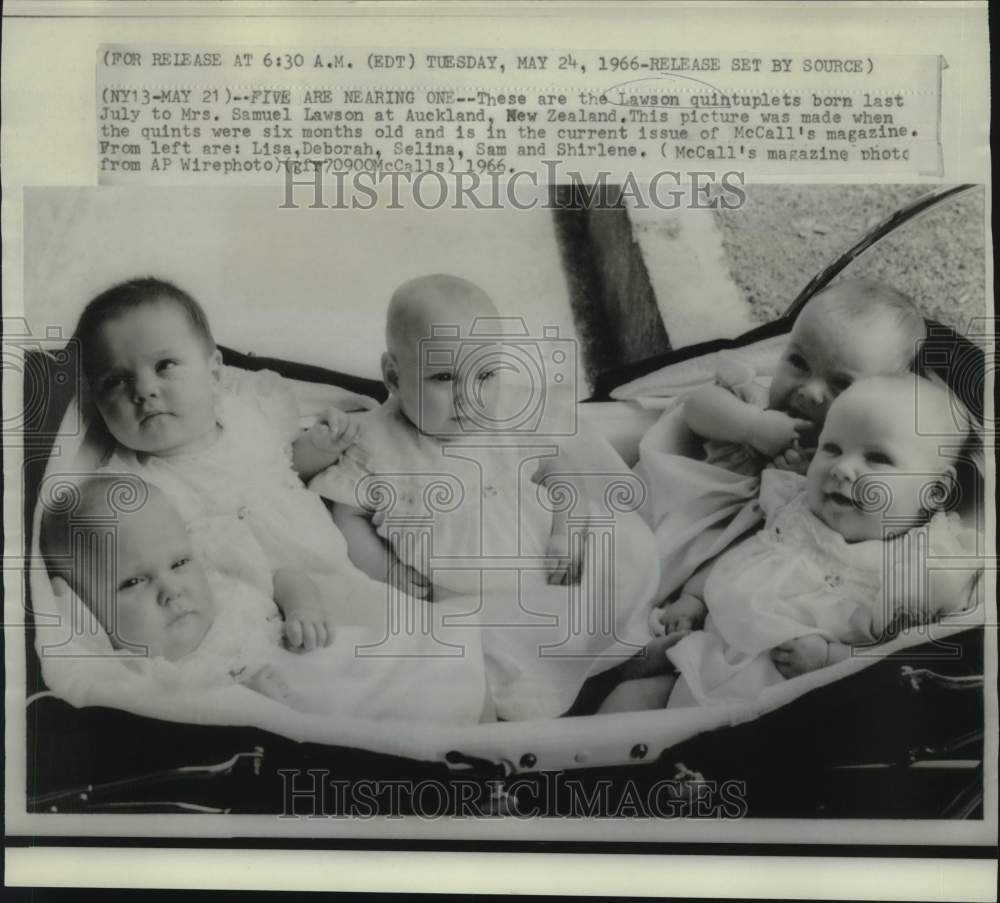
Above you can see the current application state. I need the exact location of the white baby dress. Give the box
[667,468,979,707]
[309,396,554,596]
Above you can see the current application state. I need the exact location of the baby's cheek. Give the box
[103,401,137,439]
[768,377,797,412]
[852,473,892,510]
[894,473,944,516]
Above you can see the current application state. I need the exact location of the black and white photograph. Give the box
[10,181,991,837]
[1,1,994,897]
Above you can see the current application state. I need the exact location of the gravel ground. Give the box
[713,185,987,338]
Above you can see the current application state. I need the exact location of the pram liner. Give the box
[18,186,988,820]
[21,336,986,819]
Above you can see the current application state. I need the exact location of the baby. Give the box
[684,278,925,473]
[308,274,662,720]
[74,277,374,633]
[603,375,979,712]
[648,277,927,633]
[310,274,576,598]
[41,477,332,711]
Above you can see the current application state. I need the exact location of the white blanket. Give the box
[30,373,490,745]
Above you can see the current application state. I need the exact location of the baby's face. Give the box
[90,300,221,457]
[386,291,504,440]
[806,382,952,542]
[769,295,911,436]
[396,344,504,440]
[95,494,216,660]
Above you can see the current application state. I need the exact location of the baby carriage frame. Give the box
[12,184,991,831]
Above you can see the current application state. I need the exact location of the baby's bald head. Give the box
[382,275,503,438]
[844,375,963,450]
[385,274,499,360]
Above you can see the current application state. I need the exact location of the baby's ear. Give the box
[208,347,223,382]
[381,352,399,394]
[931,464,959,511]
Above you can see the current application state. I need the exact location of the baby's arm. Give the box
[650,563,711,636]
[273,568,336,651]
[536,428,632,586]
[545,510,580,585]
[684,384,810,458]
[331,503,431,600]
[292,407,360,482]
[770,635,852,678]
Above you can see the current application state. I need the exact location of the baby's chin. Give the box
[162,612,215,660]
[809,493,878,543]
[421,420,480,441]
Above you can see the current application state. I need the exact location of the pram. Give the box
[16,185,989,824]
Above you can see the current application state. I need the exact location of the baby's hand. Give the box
[650,593,707,636]
[770,442,811,475]
[747,410,813,458]
[619,630,691,681]
[546,529,582,585]
[386,556,432,601]
[283,606,336,652]
[771,634,829,678]
[307,407,360,458]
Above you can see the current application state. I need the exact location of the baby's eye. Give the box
[171,557,191,570]
[156,359,179,374]
[117,576,146,591]
[99,375,129,395]
[429,372,454,383]
[830,375,853,394]
[821,442,842,456]
[787,353,809,371]
[866,451,894,466]
[475,368,498,383]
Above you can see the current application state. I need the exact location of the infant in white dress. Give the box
[311,274,573,600]
[41,477,486,724]
[311,274,661,720]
